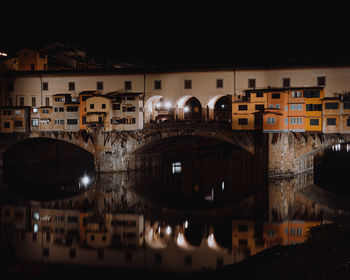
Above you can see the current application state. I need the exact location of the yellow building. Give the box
[17,48,48,71]
[0,106,30,133]
[79,90,99,130]
[85,96,112,131]
[232,220,266,261]
[304,87,324,132]
[232,90,267,130]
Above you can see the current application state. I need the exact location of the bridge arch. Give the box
[206,94,232,122]
[175,95,203,121]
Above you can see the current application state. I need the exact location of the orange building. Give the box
[287,89,306,132]
[263,90,289,132]
[263,220,321,247]
[17,48,48,71]
[79,90,99,130]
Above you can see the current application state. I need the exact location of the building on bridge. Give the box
[232,87,325,133]
[3,64,350,130]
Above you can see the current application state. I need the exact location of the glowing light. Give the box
[207,233,215,247]
[221,181,225,190]
[221,104,225,108]
[165,101,172,109]
[80,174,90,188]
[176,233,186,247]
[184,106,190,113]
[33,224,39,233]
[184,220,189,229]
[165,226,172,235]
[0,52,7,57]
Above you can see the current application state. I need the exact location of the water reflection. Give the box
[2,140,350,274]
[2,170,344,273]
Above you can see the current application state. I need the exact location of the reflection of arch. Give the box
[175,95,202,121]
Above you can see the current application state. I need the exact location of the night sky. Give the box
[1,0,349,66]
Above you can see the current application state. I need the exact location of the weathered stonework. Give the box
[268,132,350,178]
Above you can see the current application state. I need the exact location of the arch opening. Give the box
[2,138,95,200]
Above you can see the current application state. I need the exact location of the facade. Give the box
[17,48,48,71]
[0,106,30,133]
[3,64,350,133]
[232,87,324,133]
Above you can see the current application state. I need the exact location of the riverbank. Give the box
[211,216,350,280]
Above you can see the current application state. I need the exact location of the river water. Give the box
[0,138,349,275]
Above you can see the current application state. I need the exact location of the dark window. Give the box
[318,76,326,86]
[184,80,192,89]
[306,104,322,111]
[4,122,10,128]
[216,79,223,88]
[20,97,24,106]
[344,102,350,109]
[238,224,248,232]
[303,91,320,98]
[126,96,135,100]
[82,116,86,124]
[102,104,106,109]
[216,258,224,268]
[31,64,35,71]
[67,119,78,125]
[283,78,290,87]
[127,106,136,112]
[155,254,162,264]
[8,96,13,106]
[90,104,94,109]
[97,249,104,260]
[248,78,256,88]
[97,81,103,90]
[154,80,161,90]
[67,216,78,223]
[255,104,264,110]
[124,81,132,90]
[347,118,350,126]
[325,102,339,109]
[327,118,336,125]
[32,97,36,107]
[68,82,75,91]
[271,93,280,99]
[45,97,50,106]
[256,92,263,98]
[43,248,49,257]
[69,248,76,259]
[42,82,48,91]
[310,119,319,126]
[66,106,78,112]
[238,104,248,110]
[113,103,120,110]
[8,82,14,91]
[184,255,192,266]
[238,239,248,247]
[125,252,133,262]
[238,118,248,125]
[14,121,23,127]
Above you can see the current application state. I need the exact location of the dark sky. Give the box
[1,0,349,66]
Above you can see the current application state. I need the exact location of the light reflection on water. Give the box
[2,144,350,273]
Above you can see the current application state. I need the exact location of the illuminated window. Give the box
[172,162,182,174]
[32,212,40,220]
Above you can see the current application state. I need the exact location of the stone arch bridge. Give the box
[0,125,348,178]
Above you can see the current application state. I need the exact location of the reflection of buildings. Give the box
[264,220,321,247]
[0,203,324,272]
[0,204,233,272]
